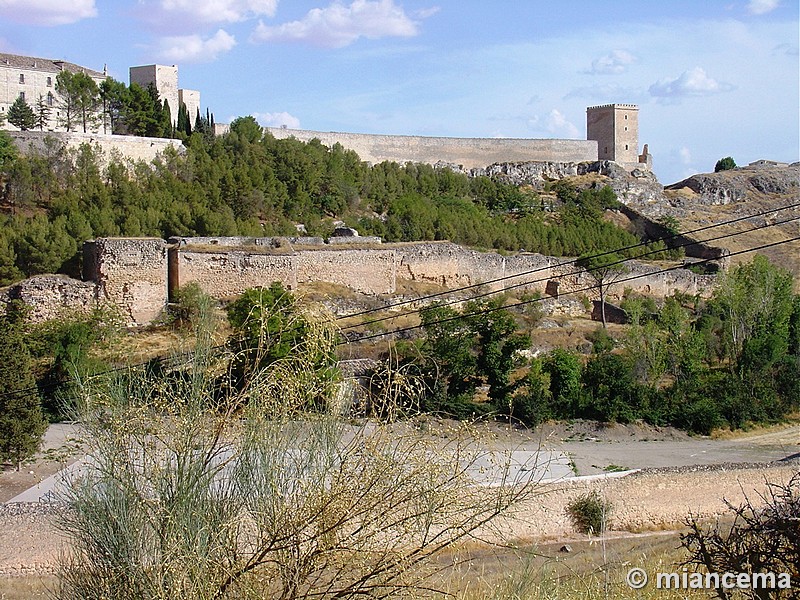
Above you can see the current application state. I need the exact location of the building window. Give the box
[19,74,25,84]
[47,76,52,87]
[625,144,629,150]
[624,115,628,120]
[19,91,25,101]
[47,92,54,106]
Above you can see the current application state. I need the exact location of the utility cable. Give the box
[336,201,800,323]
[339,236,800,345]
[338,211,799,332]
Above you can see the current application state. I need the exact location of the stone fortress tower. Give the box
[129,64,200,127]
[586,104,651,170]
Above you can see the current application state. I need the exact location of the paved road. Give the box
[5,423,798,504]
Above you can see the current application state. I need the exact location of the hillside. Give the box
[474,159,798,284]
[661,164,800,280]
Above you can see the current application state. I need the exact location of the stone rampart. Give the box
[8,237,715,327]
[295,248,396,294]
[265,128,598,169]
[84,238,168,326]
[9,131,183,166]
[175,250,298,299]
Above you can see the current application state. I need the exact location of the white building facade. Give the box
[0,53,106,132]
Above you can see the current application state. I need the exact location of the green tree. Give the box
[226,283,337,394]
[542,348,583,418]
[7,95,36,131]
[714,156,737,172]
[576,252,628,327]
[34,94,53,131]
[230,115,262,143]
[55,70,101,133]
[0,301,47,470]
[0,130,18,172]
[99,77,130,134]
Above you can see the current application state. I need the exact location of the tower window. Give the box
[19,74,25,84]
[47,92,54,106]
[47,76,52,87]
[19,91,25,101]
[624,115,628,120]
[625,144,629,150]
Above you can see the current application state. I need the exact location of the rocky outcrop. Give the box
[468,160,664,207]
[665,164,799,206]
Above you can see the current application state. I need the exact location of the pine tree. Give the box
[34,94,52,131]
[7,95,36,131]
[0,301,47,471]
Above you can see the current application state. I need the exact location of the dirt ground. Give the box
[0,420,797,596]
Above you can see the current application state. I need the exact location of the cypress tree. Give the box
[0,301,47,471]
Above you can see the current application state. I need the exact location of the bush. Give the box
[567,491,613,535]
[169,282,216,331]
[714,156,737,172]
[681,473,799,599]
[55,310,542,600]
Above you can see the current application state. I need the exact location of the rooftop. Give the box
[0,52,105,79]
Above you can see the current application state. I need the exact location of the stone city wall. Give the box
[83,237,168,326]
[175,250,298,299]
[9,131,183,166]
[263,128,599,170]
[6,237,714,327]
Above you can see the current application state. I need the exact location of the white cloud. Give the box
[251,0,420,48]
[679,146,692,165]
[252,111,301,128]
[546,109,579,138]
[155,29,236,63]
[747,0,779,15]
[138,0,277,31]
[0,0,96,26]
[588,49,636,75]
[649,67,735,99]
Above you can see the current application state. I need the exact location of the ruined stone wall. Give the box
[0,275,97,322]
[175,250,298,299]
[296,248,396,294]
[550,260,716,303]
[9,131,183,166]
[175,247,396,298]
[264,128,598,169]
[9,237,714,327]
[396,243,509,290]
[84,238,168,326]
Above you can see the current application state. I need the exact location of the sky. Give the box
[0,0,797,185]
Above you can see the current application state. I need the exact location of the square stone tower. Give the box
[130,64,179,125]
[586,104,641,169]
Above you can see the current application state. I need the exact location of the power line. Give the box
[336,202,800,323]
[338,210,799,333]
[341,236,800,345]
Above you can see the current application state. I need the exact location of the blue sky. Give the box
[0,0,797,185]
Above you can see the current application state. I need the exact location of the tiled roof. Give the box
[0,52,105,78]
